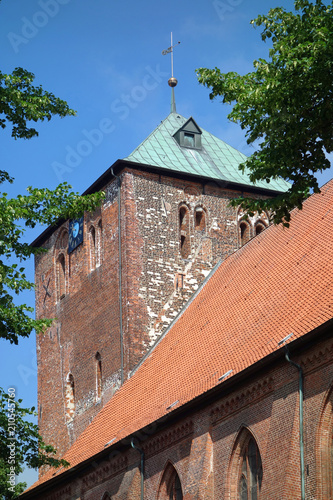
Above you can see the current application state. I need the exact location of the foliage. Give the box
[0,67,76,140]
[197,0,333,225]
[0,65,104,497]
[0,388,69,498]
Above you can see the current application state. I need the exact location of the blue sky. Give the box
[1,0,331,489]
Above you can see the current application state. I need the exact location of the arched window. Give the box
[96,220,102,267]
[89,226,96,271]
[239,222,251,248]
[158,462,183,500]
[60,231,68,248]
[239,437,263,499]
[56,229,68,250]
[65,373,75,421]
[317,386,333,499]
[179,205,190,258]
[229,428,263,500]
[96,352,102,400]
[195,206,206,232]
[255,221,267,236]
[57,253,66,300]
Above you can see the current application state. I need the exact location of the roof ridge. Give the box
[124,112,187,159]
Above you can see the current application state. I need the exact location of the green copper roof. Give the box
[124,112,290,193]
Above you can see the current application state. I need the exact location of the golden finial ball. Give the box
[168,77,178,88]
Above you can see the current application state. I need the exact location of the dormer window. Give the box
[173,117,202,149]
[184,132,195,148]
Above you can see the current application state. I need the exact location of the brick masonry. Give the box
[34,166,269,465]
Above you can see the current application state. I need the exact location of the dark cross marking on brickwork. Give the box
[43,278,51,303]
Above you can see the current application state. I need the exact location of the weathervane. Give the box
[162,32,180,112]
[162,32,180,87]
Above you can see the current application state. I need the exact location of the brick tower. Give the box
[33,110,289,461]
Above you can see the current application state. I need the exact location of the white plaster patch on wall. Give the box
[147,306,158,318]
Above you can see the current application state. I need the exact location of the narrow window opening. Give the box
[175,272,185,293]
[96,352,102,400]
[89,226,96,271]
[239,222,250,247]
[65,374,75,421]
[195,207,206,232]
[180,234,186,252]
[96,220,102,267]
[179,206,190,258]
[57,254,66,300]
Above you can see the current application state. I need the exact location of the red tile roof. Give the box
[28,179,333,491]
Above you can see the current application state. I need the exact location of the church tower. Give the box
[33,106,289,463]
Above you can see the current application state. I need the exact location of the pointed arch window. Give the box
[229,428,263,500]
[65,373,75,421]
[179,205,190,258]
[158,462,183,500]
[57,253,66,300]
[96,352,102,400]
[239,437,263,500]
